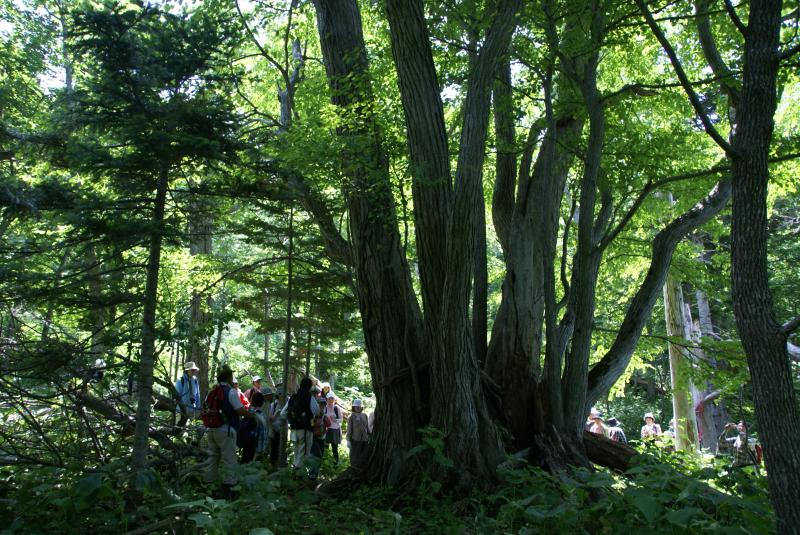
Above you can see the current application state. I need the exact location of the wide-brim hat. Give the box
[643,412,655,421]
[184,361,199,371]
[261,387,273,395]
[352,399,362,408]
[589,407,603,419]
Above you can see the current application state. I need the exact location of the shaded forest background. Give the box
[1,0,799,533]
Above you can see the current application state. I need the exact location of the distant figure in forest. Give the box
[308,394,330,480]
[347,398,370,468]
[587,408,608,437]
[281,376,320,477]
[719,421,761,469]
[232,377,250,409]
[239,391,268,464]
[323,391,343,466]
[263,387,281,468]
[640,412,662,439]
[244,376,262,403]
[202,366,251,497]
[175,361,200,423]
[605,418,628,444]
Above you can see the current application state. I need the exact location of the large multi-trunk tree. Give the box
[305,0,734,485]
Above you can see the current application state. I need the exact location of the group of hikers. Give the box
[586,407,763,469]
[174,361,372,497]
[174,361,763,498]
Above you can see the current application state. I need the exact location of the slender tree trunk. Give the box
[131,162,170,474]
[692,285,731,453]
[278,206,295,468]
[188,193,212,397]
[729,3,800,531]
[662,273,698,451]
[472,200,488,366]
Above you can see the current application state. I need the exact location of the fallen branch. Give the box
[583,430,638,471]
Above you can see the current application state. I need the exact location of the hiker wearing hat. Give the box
[640,412,663,439]
[605,418,628,444]
[244,376,262,403]
[346,398,370,468]
[232,377,250,409]
[175,361,201,423]
[587,408,608,437]
[323,391,344,465]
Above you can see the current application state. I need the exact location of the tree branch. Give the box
[723,0,746,35]
[635,0,734,155]
[695,0,741,107]
[780,42,800,61]
[781,315,800,335]
[586,178,732,408]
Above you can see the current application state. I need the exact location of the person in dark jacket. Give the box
[605,417,628,444]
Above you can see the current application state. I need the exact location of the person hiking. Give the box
[308,395,330,480]
[605,417,628,444]
[323,391,343,465]
[202,366,252,497]
[347,398,370,468]
[640,412,662,439]
[244,376,262,403]
[587,408,608,437]
[263,387,281,467]
[280,377,320,476]
[239,391,268,464]
[174,361,200,424]
[719,421,760,469]
[232,377,250,409]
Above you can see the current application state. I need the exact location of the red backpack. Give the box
[201,385,228,428]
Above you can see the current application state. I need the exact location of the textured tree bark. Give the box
[491,59,516,258]
[312,0,428,486]
[729,2,800,532]
[428,0,521,482]
[131,162,170,474]
[385,0,451,330]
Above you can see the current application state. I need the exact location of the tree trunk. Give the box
[188,193,212,397]
[278,206,295,468]
[130,162,170,474]
[662,273,698,451]
[729,3,800,532]
[312,0,442,486]
[692,287,731,453]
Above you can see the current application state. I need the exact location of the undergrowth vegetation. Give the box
[0,437,773,534]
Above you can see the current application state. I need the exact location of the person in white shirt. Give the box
[640,412,663,439]
[323,392,343,465]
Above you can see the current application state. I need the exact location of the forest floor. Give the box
[0,443,774,534]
